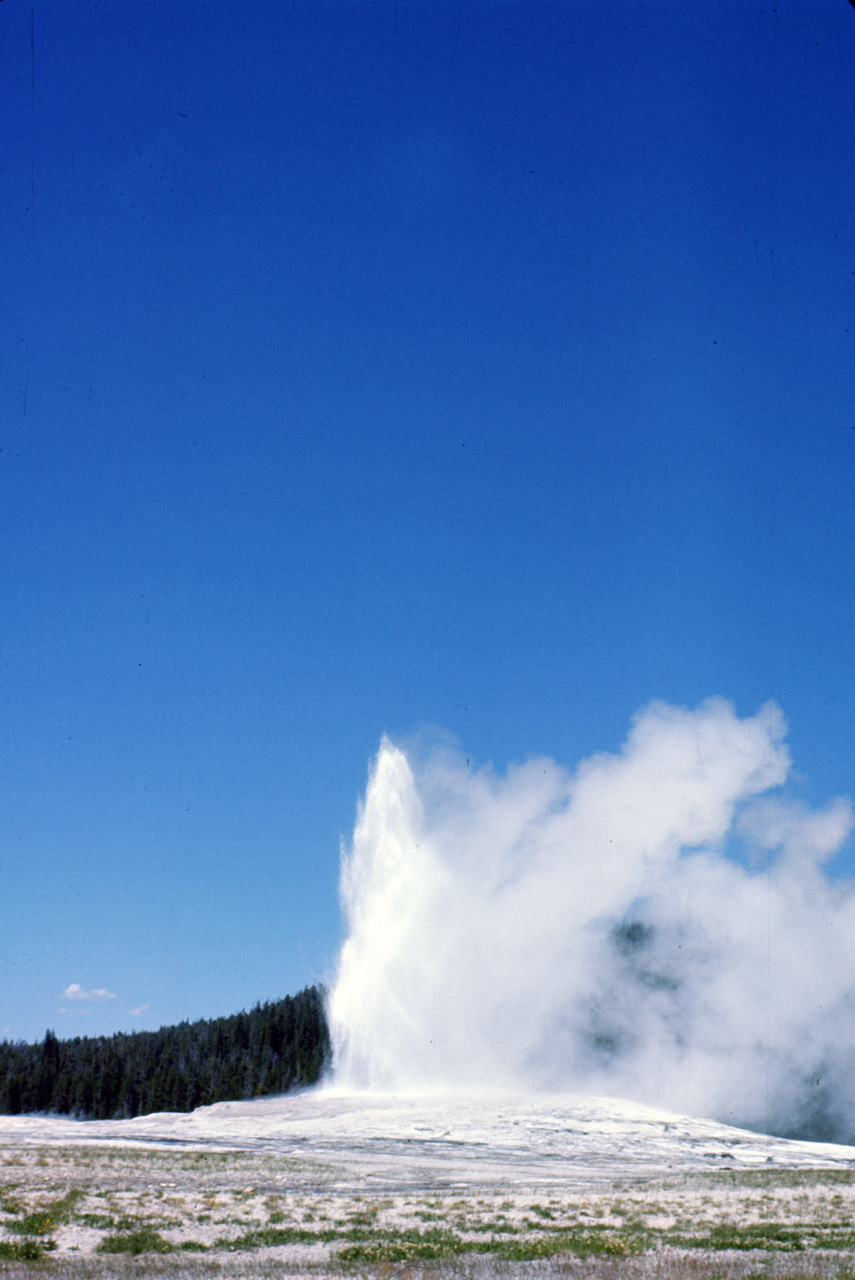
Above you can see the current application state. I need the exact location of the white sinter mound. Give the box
[2,1089,854,1188]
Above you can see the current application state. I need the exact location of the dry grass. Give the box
[2,1255,855,1279]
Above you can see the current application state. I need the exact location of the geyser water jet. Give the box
[329,698,855,1142]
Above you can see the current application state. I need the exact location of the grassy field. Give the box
[5,1142,855,1277]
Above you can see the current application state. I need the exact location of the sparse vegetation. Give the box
[4,1140,855,1279]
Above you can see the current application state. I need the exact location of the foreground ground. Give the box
[3,1092,855,1277]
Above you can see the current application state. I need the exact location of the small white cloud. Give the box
[128,1003,149,1018]
[61,983,117,1002]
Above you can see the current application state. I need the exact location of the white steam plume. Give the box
[329,698,855,1141]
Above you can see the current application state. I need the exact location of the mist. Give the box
[328,699,855,1143]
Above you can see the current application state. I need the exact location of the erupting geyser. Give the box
[329,699,855,1143]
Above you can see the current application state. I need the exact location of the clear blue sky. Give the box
[2,0,854,1044]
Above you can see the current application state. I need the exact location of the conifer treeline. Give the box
[0,986,330,1120]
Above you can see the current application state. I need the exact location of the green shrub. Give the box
[6,1208,56,1236]
[97,1227,175,1255]
[336,1227,468,1265]
[216,1225,333,1249]
[0,1239,50,1260]
[668,1223,804,1252]
[488,1230,632,1261]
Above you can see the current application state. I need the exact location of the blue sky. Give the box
[2,0,854,1044]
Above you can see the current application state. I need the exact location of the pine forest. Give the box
[0,986,330,1120]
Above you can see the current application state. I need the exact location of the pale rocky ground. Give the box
[3,1091,855,1278]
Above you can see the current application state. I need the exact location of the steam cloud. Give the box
[329,699,855,1142]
